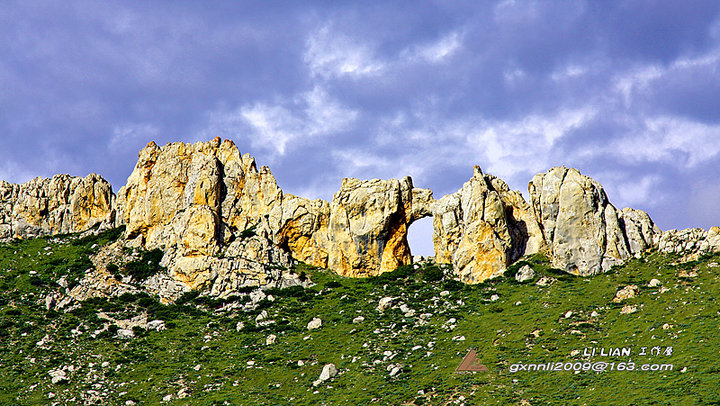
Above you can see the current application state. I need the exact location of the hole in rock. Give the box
[407,216,435,260]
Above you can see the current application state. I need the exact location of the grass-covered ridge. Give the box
[0,229,719,405]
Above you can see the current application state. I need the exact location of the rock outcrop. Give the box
[327,177,432,277]
[114,139,434,290]
[4,137,719,295]
[115,138,315,294]
[619,208,661,255]
[431,166,546,283]
[657,226,720,260]
[528,167,635,276]
[0,174,114,240]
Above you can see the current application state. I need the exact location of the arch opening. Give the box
[407,216,434,261]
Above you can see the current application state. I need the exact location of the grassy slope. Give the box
[1,229,719,405]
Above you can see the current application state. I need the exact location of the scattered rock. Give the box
[307,317,322,330]
[612,285,639,303]
[648,279,662,288]
[352,316,365,324]
[490,294,500,302]
[536,276,555,286]
[313,363,338,387]
[266,334,277,345]
[620,305,638,314]
[147,320,166,331]
[515,265,535,282]
[236,322,245,332]
[48,369,68,384]
[377,297,396,312]
[117,329,134,339]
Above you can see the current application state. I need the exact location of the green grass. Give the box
[1,229,719,405]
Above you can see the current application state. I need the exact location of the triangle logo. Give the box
[455,349,489,373]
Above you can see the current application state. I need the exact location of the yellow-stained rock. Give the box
[432,166,546,284]
[0,173,114,239]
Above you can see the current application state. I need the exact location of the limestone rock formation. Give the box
[619,208,661,255]
[657,226,720,261]
[431,166,546,283]
[327,176,433,277]
[116,138,318,295]
[6,136,720,297]
[0,174,114,240]
[528,167,632,276]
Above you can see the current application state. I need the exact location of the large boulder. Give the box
[528,167,632,276]
[431,166,546,283]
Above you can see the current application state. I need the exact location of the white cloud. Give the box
[401,31,463,63]
[611,116,720,168]
[203,86,358,156]
[304,25,385,79]
[109,123,159,152]
[600,173,661,209]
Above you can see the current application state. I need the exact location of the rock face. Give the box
[327,177,432,277]
[0,174,115,240]
[529,167,635,276]
[619,208,661,255]
[5,137,720,295]
[114,139,434,292]
[657,226,720,260]
[431,166,546,283]
[115,138,317,294]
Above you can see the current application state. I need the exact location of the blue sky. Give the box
[2,1,720,255]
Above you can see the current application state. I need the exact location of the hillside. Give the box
[1,227,719,405]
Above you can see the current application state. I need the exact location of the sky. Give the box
[2,1,720,256]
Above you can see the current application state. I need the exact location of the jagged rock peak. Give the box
[431,165,546,283]
[0,173,115,240]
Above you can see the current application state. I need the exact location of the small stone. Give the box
[163,394,173,402]
[490,294,500,302]
[515,265,535,282]
[147,320,166,331]
[313,363,338,386]
[193,364,201,371]
[613,285,639,303]
[377,297,395,312]
[266,334,277,345]
[389,365,402,377]
[620,305,638,314]
[236,322,245,332]
[49,369,67,384]
[117,329,134,339]
[564,311,573,319]
[255,310,268,323]
[439,291,450,297]
[352,316,365,324]
[590,311,599,318]
[648,279,662,287]
[307,317,322,330]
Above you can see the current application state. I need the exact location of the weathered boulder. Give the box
[327,176,433,277]
[528,167,631,276]
[0,174,114,240]
[431,166,546,283]
[619,208,661,255]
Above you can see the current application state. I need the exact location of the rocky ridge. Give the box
[1,138,718,298]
